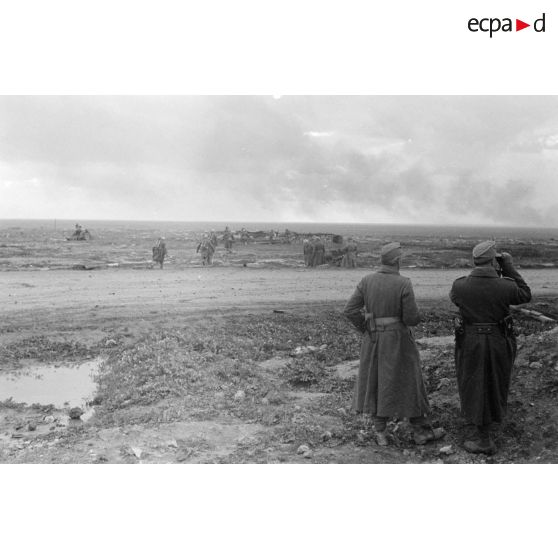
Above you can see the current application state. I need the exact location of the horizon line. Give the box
[0,217,557,230]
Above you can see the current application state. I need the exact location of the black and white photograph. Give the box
[1,95,557,465]
[1,2,557,556]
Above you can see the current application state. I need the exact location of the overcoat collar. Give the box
[378,265,400,275]
[470,266,499,278]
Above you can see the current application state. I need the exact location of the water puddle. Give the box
[0,358,102,408]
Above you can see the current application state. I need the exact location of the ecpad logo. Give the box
[468,13,546,37]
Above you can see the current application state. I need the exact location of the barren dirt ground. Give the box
[1,267,557,464]
[2,267,556,330]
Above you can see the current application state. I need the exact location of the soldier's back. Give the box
[451,274,518,323]
[359,271,413,318]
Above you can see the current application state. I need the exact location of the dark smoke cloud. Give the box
[1,96,557,224]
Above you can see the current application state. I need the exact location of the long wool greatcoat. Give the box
[303,240,312,266]
[341,241,358,268]
[344,266,430,418]
[152,240,167,264]
[450,264,531,426]
[311,240,325,266]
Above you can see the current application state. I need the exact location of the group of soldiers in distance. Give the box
[152,227,360,269]
[303,236,358,268]
[152,227,233,269]
[67,223,91,241]
[196,229,220,266]
[196,226,239,266]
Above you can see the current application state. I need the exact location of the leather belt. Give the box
[364,314,401,325]
[464,322,499,334]
[365,314,402,332]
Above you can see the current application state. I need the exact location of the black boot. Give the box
[464,426,496,455]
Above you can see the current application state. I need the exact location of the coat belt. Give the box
[364,314,401,324]
[364,314,402,332]
[464,322,499,334]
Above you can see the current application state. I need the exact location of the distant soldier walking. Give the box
[450,241,531,454]
[344,242,444,446]
[152,237,168,269]
[197,234,215,266]
[223,227,234,252]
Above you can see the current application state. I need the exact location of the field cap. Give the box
[380,242,402,264]
[472,240,498,260]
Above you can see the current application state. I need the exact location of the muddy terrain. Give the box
[1,260,557,464]
[2,221,558,272]
[2,221,558,463]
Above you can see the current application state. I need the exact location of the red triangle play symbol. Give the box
[516,19,530,31]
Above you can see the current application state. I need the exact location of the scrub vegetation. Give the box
[2,300,557,464]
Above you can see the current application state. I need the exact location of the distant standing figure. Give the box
[209,230,218,248]
[197,234,215,266]
[311,236,325,266]
[152,237,168,269]
[240,228,249,245]
[450,240,531,455]
[343,242,444,447]
[303,238,312,266]
[223,227,234,252]
[206,234,216,265]
[341,237,358,268]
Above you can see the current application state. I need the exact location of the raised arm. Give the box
[500,253,531,305]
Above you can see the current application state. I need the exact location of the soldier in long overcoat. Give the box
[205,237,215,265]
[303,239,312,266]
[344,242,444,446]
[341,237,358,268]
[223,227,234,252]
[450,240,531,454]
[311,236,325,266]
[152,237,168,269]
[196,234,214,266]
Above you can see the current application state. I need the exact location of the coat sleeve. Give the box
[501,263,531,305]
[401,279,421,326]
[343,281,367,333]
[449,281,459,306]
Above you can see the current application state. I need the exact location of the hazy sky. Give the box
[1,96,557,226]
